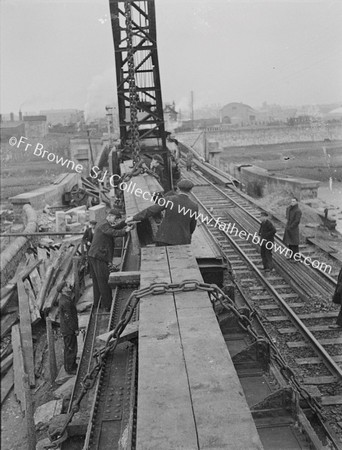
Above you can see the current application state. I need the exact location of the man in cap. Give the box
[58,281,79,375]
[149,154,166,189]
[88,209,133,311]
[82,220,97,247]
[283,197,302,261]
[126,179,199,246]
[258,212,277,272]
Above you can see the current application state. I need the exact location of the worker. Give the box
[88,209,132,311]
[58,281,79,375]
[148,154,166,189]
[330,267,342,329]
[283,197,302,261]
[126,179,198,246]
[258,212,277,272]
[82,220,97,252]
[186,152,193,171]
[171,153,181,183]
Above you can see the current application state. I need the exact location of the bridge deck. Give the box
[137,245,263,450]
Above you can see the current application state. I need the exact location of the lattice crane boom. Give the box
[109,0,167,159]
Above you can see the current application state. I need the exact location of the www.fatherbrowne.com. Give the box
[119,181,331,274]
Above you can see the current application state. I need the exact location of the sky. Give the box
[1,0,342,119]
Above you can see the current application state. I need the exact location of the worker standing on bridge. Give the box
[88,209,132,311]
[283,197,302,261]
[126,179,198,246]
[150,154,166,188]
[82,220,97,254]
[58,281,79,375]
[330,267,342,329]
[259,212,277,272]
[186,152,193,171]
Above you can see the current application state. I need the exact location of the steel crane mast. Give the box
[109,0,167,162]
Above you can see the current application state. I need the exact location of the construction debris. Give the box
[33,399,63,431]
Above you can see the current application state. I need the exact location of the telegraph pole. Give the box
[190,91,194,130]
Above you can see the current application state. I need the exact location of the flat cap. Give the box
[152,154,163,164]
[108,209,122,218]
[177,179,194,192]
[89,220,97,225]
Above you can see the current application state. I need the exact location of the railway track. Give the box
[66,167,342,449]
[182,159,341,282]
[188,172,342,443]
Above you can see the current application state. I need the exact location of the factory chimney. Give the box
[10,112,14,121]
[19,110,23,121]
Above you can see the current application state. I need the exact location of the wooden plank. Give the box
[20,259,43,281]
[96,322,139,344]
[296,355,342,365]
[23,279,41,324]
[1,312,19,338]
[0,288,18,313]
[167,246,262,450]
[1,366,14,405]
[260,303,304,311]
[28,268,42,297]
[46,318,57,383]
[267,312,338,322]
[12,324,26,411]
[304,376,336,385]
[1,353,13,374]
[287,338,342,348]
[17,280,35,386]
[321,396,342,406]
[36,264,54,311]
[137,247,198,450]
[1,342,12,360]
[108,271,140,287]
[279,324,336,334]
[23,373,36,449]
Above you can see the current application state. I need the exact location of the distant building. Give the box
[258,103,297,124]
[23,115,48,138]
[0,120,25,143]
[40,109,85,126]
[220,102,259,126]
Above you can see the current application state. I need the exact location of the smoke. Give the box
[84,68,116,121]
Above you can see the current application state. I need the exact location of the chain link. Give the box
[49,279,323,445]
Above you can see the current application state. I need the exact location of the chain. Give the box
[124,1,140,163]
[48,279,323,445]
[121,159,160,184]
[210,286,323,419]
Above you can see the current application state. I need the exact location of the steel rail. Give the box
[191,190,342,381]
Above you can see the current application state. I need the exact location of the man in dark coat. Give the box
[186,152,193,171]
[82,220,97,251]
[283,197,302,260]
[88,209,132,311]
[329,267,342,329]
[58,282,79,375]
[126,179,198,246]
[259,212,277,271]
